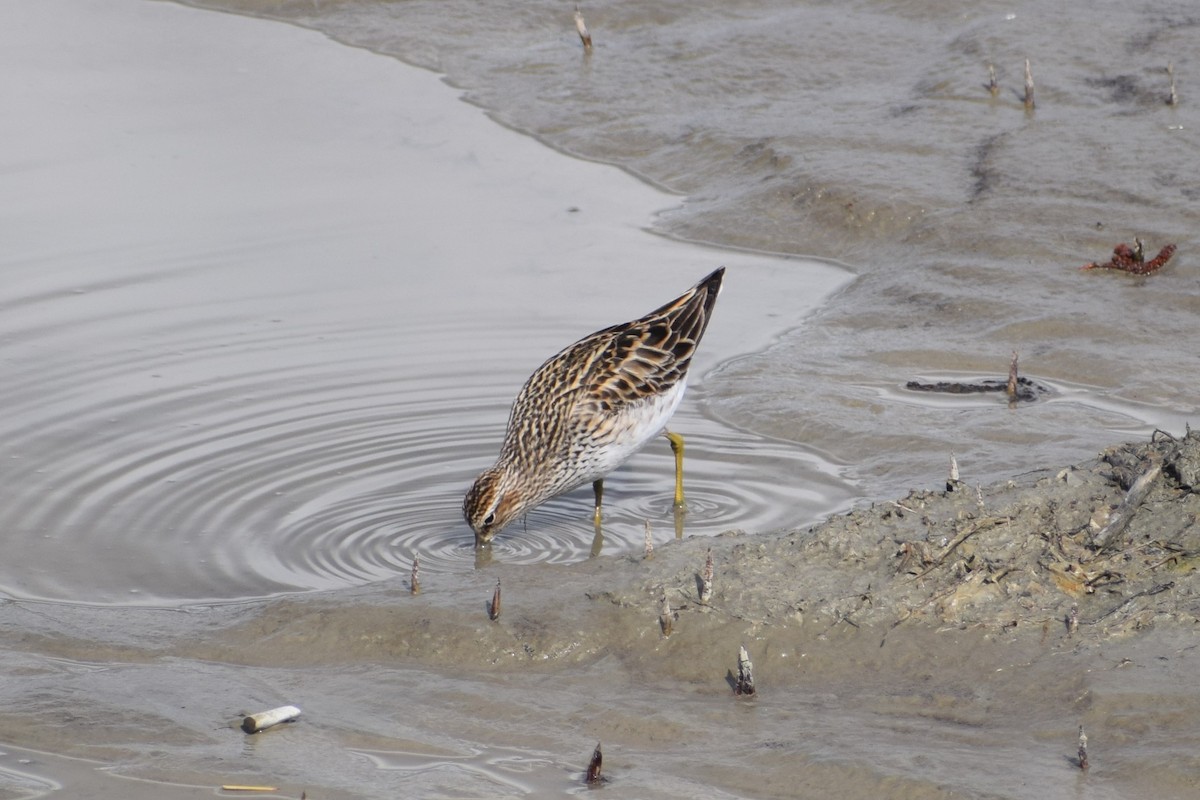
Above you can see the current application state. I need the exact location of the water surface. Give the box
[1,0,850,606]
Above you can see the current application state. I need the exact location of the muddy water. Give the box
[2,0,1199,798]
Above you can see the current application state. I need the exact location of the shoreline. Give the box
[3,431,1198,796]
[200,429,1200,672]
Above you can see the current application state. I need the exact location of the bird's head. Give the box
[462,466,526,545]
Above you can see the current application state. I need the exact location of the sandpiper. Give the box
[463,267,724,544]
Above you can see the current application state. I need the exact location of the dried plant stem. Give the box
[1167,61,1178,106]
[586,742,603,784]
[489,578,502,621]
[1096,460,1162,551]
[735,645,755,696]
[574,6,592,51]
[658,593,673,637]
[1077,725,1089,770]
[1006,351,1019,400]
[987,64,999,96]
[410,554,421,595]
[643,519,654,559]
[699,548,714,604]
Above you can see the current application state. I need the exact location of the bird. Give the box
[463,267,724,544]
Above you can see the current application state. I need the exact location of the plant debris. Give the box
[1080,240,1176,275]
[698,549,714,604]
[574,6,592,51]
[489,578,502,621]
[734,645,755,696]
[659,593,674,637]
[585,742,603,785]
[906,351,1051,403]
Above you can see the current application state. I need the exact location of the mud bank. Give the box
[3,431,1198,798]
[210,430,1199,677]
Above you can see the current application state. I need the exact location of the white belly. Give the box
[567,378,687,487]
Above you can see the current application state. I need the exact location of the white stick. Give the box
[574,7,592,51]
[241,704,301,734]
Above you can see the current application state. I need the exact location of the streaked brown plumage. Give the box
[463,267,724,543]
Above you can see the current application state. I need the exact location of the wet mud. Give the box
[223,430,1200,671]
[3,430,1198,797]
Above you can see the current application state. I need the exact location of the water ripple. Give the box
[0,301,849,605]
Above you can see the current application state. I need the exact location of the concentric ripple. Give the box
[0,2,855,606]
[0,282,854,606]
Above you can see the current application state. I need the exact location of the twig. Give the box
[220,787,279,793]
[643,519,654,560]
[1167,61,1178,106]
[1147,547,1198,571]
[909,517,1008,580]
[1077,725,1089,770]
[1095,460,1162,551]
[658,593,673,637]
[987,64,999,96]
[1091,581,1175,622]
[410,554,421,595]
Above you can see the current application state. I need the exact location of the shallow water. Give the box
[0,0,850,605]
[190,0,1200,498]
[3,1,1199,798]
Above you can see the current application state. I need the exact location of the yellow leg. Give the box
[665,430,686,510]
[592,478,604,525]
